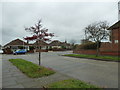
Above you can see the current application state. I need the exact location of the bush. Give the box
[29,46,35,50]
[61,46,66,49]
[83,42,97,49]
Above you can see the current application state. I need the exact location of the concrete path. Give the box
[2,55,71,88]
[2,51,118,88]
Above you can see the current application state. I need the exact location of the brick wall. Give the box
[73,49,97,55]
[73,28,120,56]
[73,50,120,56]
[111,28,120,44]
[100,51,120,56]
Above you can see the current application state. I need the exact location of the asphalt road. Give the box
[2,51,118,88]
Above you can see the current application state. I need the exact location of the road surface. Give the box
[2,51,118,88]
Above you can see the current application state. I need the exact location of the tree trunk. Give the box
[37,40,41,66]
[38,46,41,65]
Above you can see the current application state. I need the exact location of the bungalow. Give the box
[4,39,32,52]
[4,38,72,53]
[49,40,72,50]
[33,40,48,51]
[49,40,62,49]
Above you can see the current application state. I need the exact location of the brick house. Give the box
[4,39,32,52]
[33,40,48,51]
[74,21,120,56]
[4,38,73,53]
[48,40,72,50]
[100,20,120,55]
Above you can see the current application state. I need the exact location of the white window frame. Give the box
[114,40,119,43]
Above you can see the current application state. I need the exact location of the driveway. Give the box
[2,51,118,88]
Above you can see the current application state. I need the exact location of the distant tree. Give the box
[69,39,76,45]
[80,39,92,44]
[69,39,77,49]
[24,20,54,65]
[84,21,110,56]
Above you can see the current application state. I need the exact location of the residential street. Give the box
[2,51,118,88]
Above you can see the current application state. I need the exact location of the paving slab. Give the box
[2,53,73,88]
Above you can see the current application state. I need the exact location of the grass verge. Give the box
[47,79,99,88]
[9,59,55,78]
[64,54,119,62]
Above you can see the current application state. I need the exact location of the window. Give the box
[115,40,119,43]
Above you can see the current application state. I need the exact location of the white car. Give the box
[0,50,3,54]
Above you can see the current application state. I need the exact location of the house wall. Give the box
[100,28,120,52]
[5,45,30,51]
[52,46,61,49]
[111,28,120,44]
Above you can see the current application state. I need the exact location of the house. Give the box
[33,40,48,50]
[4,39,32,51]
[61,41,72,49]
[3,38,72,53]
[48,40,72,50]
[100,20,120,55]
[99,2,120,56]
[49,40,62,49]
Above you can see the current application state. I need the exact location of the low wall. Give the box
[35,49,48,52]
[100,51,120,56]
[73,50,97,55]
[73,50,120,56]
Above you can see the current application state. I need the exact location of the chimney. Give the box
[27,40,29,44]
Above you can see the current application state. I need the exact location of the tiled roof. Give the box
[4,39,31,47]
[49,40,71,46]
[108,20,120,30]
[49,40,62,46]
[34,40,48,46]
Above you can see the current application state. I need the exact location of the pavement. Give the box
[2,51,119,88]
[2,54,72,88]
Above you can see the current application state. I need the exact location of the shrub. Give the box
[29,46,35,50]
[61,46,66,49]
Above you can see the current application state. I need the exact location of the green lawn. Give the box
[9,59,55,78]
[64,54,119,61]
[47,79,100,89]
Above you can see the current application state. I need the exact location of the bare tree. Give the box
[24,20,54,65]
[69,39,76,45]
[84,21,110,56]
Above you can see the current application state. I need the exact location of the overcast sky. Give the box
[0,0,119,45]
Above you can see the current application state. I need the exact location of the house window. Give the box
[115,40,118,43]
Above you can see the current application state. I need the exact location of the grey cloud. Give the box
[1,2,118,45]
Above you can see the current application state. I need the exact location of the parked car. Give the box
[0,49,3,54]
[13,49,27,55]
